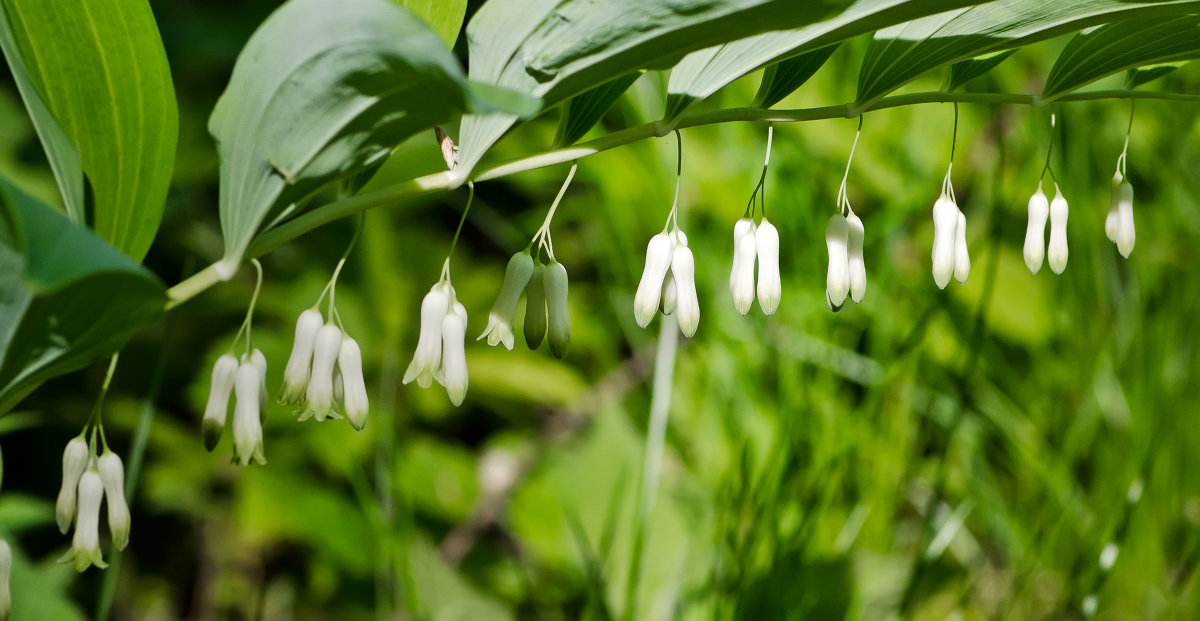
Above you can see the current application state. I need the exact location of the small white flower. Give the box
[845,213,866,304]
[1047,186,1069,274]
[403,283,450,388]
[953,209,970,284]
[660,270,677,315]
[202,354,239,451]
[249,348,268,416]
[825,214,850,310]
[756,218,781,314]
[634,232,674,328]
[671,244,700,338]
[339,336,369,430]
[1105,172,1121,243]
[0,539,10,620]
[440,301,469,406]
[479,252,534,350]
[1116,180,1135,258]
[97,450,130,550]
[55,436,89,534]
[232,362,266,466]
[728,218,757,315]
[280,308,323,404]
[59,468,106,571]
[1024,185,1049,274]
[931,195,959,289]
[301,323,343,422]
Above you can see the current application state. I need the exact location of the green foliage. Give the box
[554,73,642,148]
[856,0,1200,106]
[0,176,164,415]
[1,0,177,261]
[395,0,468,48]
[947,50,1017,91]
[1044,16,1200,99]
[754,45,840,109]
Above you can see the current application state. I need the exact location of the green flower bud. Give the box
[479,251,535,349]
[523,262,548,350]
[544,260,571,359]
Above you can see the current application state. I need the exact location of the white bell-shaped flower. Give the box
[634,232,674,328]
[202,354,239,451]
[249,348,268,416]
[1105,172,1122,243]
[1117,180,1135,258]
[280,308,323,404]
[660,270,677,315]
[953,209,971,284]
[403,283,450,388]
[55,436,90,534]
[1024,185,1049,274]
[825,214,850,310]
[756,217,781,314]
[97,450,130,550]
[728,218,757,315]
[440,301,469,406]
[931,195,959,289]
[845,213,866,304]
[232,362,266,466]
[0,539,10,619]
[339,336,369,430]
[301,323,343,422]
[1047,186,1069,274]
[670,242,700,337]
[60,468,106,571]
[479,252,534,350]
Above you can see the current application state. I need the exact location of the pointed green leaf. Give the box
[1043,17,1200,99]
[1126,62,1185,89]
[397,0,467,48]
[947,49,1016,90]
[209,0,536,277]
[856,0,1200,108]
[457,0,983,175]
[553,72,642,148]
[0,176,165,415]
[753,45,839,109]
[3,0,179,261]
[0,3,84,223]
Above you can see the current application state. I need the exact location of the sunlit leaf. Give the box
[753,45,839,109]
[947,49,1016,90]
[397,0,467,48]
[553,72,642,148]
[1043,17,1200,99]
[0,176,165,415]
[1126,62,1185,89]
[856,0,1200,107]
[3,0,178,261]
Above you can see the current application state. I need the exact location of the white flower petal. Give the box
[953,208,971,284]
[98,451,131,550]
[931,196,959,289]
[845,214,866,304]
[671,245,700,337]
[303,324,343,422]
[404,283,450,387]
[731,228,757,315]
[339,337,369,430]
[55,436,89,534]
[1047,188,1069,274]
[755,218,781,315]
[1117,181,1135,258]
[825,214,850,309]
[232,362,266,466]
[634,233,674,328]
[280,308,323,404]
[441,302,469,406]
[1024,186,1049,274]
[201,354,239,451]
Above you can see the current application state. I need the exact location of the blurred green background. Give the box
[2,1,1200,619]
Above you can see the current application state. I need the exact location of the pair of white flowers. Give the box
[635,226,700,337]
[280,309,369,429]
[728,217,781,315]
[1023,183,1070,275]
[204,349,268,465]
[54,437,130,571]
[404,278,469,406]
[931,168,971,289]
[824,212,866,310]
[1105,171,1136,257]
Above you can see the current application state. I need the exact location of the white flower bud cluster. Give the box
[279,305,370,430]
[825,212,867,311]
[1105,170,1136,258]
[931,166,970,289]
[727,216,781,316]
[404,276,469,406]
[203,350,268,464]
[1023,182,1070,275]
[635,226,700,337]
[55,437,131,571]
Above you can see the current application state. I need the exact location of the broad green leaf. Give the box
[947,49,1016,90]
[3,0,178,261]
[0,3,84,223]
[397,0,468,48]
[209,0,537,278]
[0,176,165,415]
[1126,62,1185,89]
[753,45,839,109]
[553,72,642,148]
[856,0,1200,107]
[457,0,984,175]
[1043,17,1200,99]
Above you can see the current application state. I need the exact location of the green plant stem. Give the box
[163,89,1200,309]
[622,314,680,621]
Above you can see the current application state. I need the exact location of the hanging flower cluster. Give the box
[826,122,868,310]
[930,162,971,289]
[728,127,782,316]
[1106,149,1136,258]
[55,425,131,570]
[404,261,470,406]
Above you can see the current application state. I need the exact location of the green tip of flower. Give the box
[202,419,224,452]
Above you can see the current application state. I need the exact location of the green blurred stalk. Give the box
[622,315,679,621]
